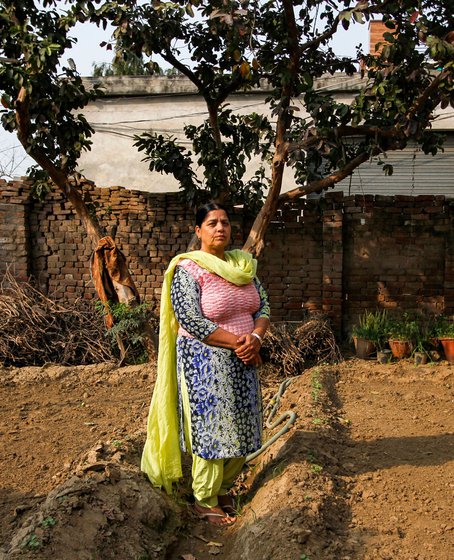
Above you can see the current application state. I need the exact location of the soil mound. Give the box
[1,359,453,559]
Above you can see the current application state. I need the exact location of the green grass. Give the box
[306,451,323,474]
[310,368,323,402]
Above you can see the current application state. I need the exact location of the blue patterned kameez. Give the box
[170,267,270,459]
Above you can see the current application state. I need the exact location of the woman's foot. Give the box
[218,494,237,516]
[193,503,236,526]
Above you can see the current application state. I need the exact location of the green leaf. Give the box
[383,164,393,176]
[352,11,365,24]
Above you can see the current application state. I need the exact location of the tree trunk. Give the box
[242,0,300,256]
[242,139,288,256]
[15,87,157,361]
[207,103,231,204]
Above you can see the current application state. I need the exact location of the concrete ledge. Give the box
[82,73,366,97]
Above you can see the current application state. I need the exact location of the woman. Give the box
[141,202,270,525]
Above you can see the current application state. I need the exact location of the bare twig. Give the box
[261,316,342,377]
[0,268,113,366]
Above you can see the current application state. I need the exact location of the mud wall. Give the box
[1,179,453,337]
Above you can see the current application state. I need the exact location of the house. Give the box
[77,20,453,197]
[78,71,454,197]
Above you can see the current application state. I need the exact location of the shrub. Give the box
[387,312,420,343]
[430,315,454,338]
[95,300,158,364]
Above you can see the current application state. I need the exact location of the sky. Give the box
[63,20,369,76]
[1,18,369,178]
[61,21,115,76]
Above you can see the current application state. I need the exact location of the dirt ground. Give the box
[0,356,453,560]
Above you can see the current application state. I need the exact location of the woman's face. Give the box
[196,209,231,257]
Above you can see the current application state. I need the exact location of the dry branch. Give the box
[0,270,113,366]
[261,316,342,377]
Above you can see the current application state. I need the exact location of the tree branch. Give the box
[406,69,449,122]
[213,73,245,108]
[163,45,245,109]
[299,15,341,53]
[242,0,300,256]
[279,64,449,204]
[15,87,103,244]
[299,0,397,54]
[161,48,205,92]
[279,150,373,202]
[206,103,231,203]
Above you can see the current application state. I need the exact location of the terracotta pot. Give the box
[353,337,376,359]
[439,337,454,364]
[388,339,413,359]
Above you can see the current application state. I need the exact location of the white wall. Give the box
[77,74,361,193]
[74,74,454,198]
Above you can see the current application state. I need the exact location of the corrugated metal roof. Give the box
[333,135,454,197]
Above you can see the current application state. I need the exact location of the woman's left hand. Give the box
[235,333,261,365]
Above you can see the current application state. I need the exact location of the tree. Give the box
[1,0,453,262]
[91,0,453,255]
[0,0,104,241]
[92,51,154,76]
[0,0,155,358]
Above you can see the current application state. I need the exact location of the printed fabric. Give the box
[141,249,261,494]
[171,264,270,459]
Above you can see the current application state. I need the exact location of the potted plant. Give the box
[387,312,419,359]
[351,310,389,360]
[432,315,454,364]
[413,336,429,365]
[411,314,445,365]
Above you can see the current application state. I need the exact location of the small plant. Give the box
[429,315,454,363]
[23,533,42,550]
[310,463,323,474]
[41,516,56,527]
[387,312,420,343]
[271,460,287,478]
[431,315,454,338]
[351,310,389,350]
[307,451,323,473]
[310,369,322,402]
[412,329,433,360]
[95,300,157,364]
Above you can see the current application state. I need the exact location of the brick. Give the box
[2,179,453,332]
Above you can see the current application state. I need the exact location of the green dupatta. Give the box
[141,249,257,493]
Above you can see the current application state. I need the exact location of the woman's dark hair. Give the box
[195,202,230,227]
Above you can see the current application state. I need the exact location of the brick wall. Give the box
[342,194,452,331]
[1,179,453,338]
[369,20,391,55]
[0,180,30,282]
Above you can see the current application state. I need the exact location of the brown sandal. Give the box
[193,503,236,526]
[218,494,237,516]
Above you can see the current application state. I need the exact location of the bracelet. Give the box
[251,332,263,344]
